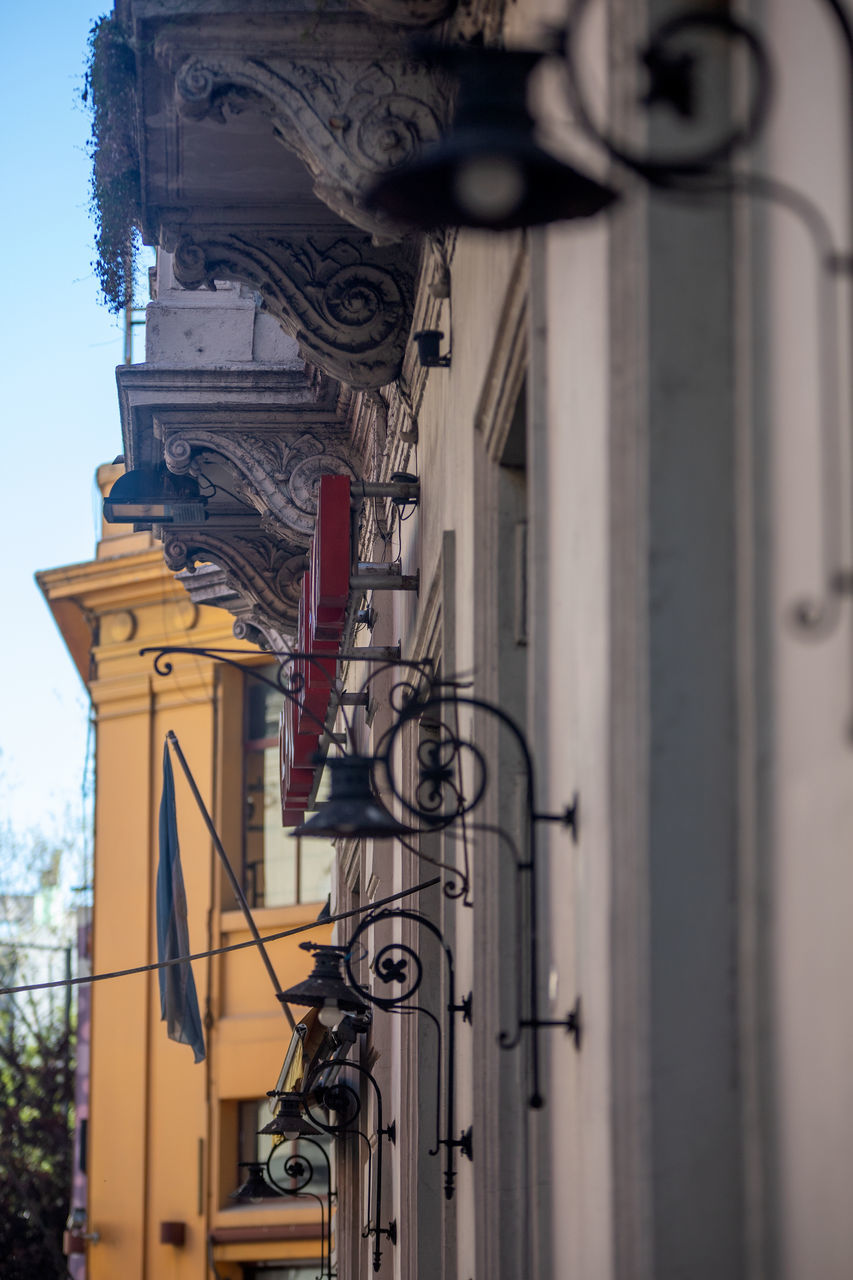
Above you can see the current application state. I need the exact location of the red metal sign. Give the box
[280,475,351,824]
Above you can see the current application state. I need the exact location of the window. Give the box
[243,667,332,908]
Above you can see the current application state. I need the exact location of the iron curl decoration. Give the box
[561,0,853,675]
[371,941,424,1004]
[344,906,472,1198]
[561,1,773,184]
[302,1058,396,1273]
[140,645,437,760]
[372,693,580,1108]
[264,1135,336,1280]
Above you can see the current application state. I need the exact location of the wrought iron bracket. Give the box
[520,996,583,1057]
[452,992,473,1024]
[378,1219,397,1246]
[533,792,579,843]
[443,1125,472,1161]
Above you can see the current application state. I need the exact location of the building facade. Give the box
[54,1,853,1278]
[39,478,334,1279]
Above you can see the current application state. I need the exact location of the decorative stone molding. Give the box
[162,428,359,542]
[164,530,308,637]
[161,39,448,241]
[171,232,416,388]
[100,610,137,645]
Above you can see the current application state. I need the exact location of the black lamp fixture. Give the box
[292,756,413,841]
[103,465,207,525]
[413,329,451,368]
[366,45,618,231]
[259,1091,323,1140]
[279,941,371,1029]
[230,1161,282,1203]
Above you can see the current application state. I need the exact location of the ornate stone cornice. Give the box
[164,529,307,637]
[172,232,417,389]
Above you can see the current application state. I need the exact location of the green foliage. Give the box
[0,996,73,1279]
[0,811,78,1279]
[84,14,141,313]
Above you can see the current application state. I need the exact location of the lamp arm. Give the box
[302,1057,394,1273]
[560,1,773,181]
[264,1138,334,1280]
[344,906,471,1198]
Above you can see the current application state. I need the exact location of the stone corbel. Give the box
[162,428,359,542]
[171,232,416,389]
[163,529,308,637]
[174,563,291,653]
[167,48,448,241]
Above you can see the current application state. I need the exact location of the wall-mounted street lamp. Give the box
[279,942,370,1028]
[230,1161,283,1203]
[281,913,473,1202]
[103,465,208,525]
[365,7,782,232]
[368,3,853,711]
[264,1135,337,1280]
[144,645,581,1107]
[292,757,412,841]
[294,682,581,1108]
[260,1091,323,1139]
[229,1136,337,1280]
[413,329,451,369]
[301,1056,397,1274]
[367,45,618,231]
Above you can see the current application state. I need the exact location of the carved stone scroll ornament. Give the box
[172,233,415,389]
[171,54,448,239]
[162,430,359,542]
[163,530,309,634]
[173,562,293,653]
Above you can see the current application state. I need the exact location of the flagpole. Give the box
[167,731,296,1031]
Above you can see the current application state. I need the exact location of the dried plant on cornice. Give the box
[84,14,141,313]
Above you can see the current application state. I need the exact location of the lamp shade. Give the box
[291,756,411,840]
[229,1162,281,1203]
[103,466,208,524]
[279,942,369,1018]
[367,46,618,231]
[259,1092,322,1139]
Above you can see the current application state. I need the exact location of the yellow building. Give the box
[38,464,332,1280]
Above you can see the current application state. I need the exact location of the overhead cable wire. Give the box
[0,877,440,998]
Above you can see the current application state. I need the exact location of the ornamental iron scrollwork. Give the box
[344,906,472,1198]
[301,1058,396,1273]
[263,1135,336,1280]
[564,1,853,667]
[142,644,580,1105]
[372,689,580,1107]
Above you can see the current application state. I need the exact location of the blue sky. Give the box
[0,4,137,845]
